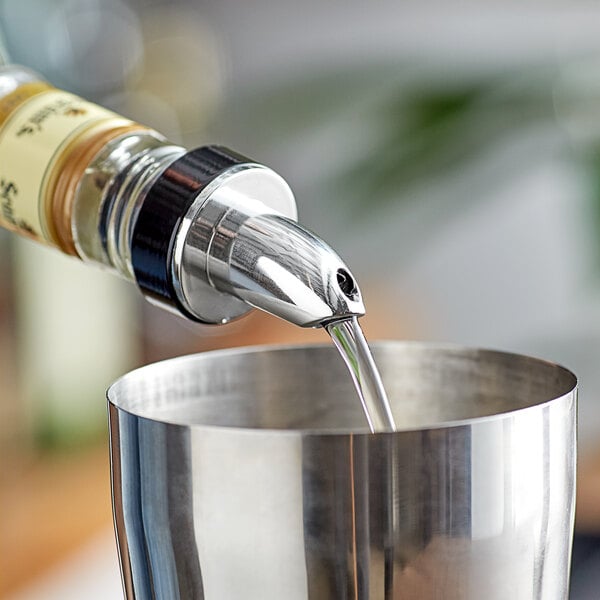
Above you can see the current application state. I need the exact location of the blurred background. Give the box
[2,1,600,598]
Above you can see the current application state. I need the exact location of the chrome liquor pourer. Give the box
[127,146,365,327]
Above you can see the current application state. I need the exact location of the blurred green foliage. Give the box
[217,62,600,262]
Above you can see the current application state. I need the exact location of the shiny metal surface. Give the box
[173,164,364,325]
[108,342,577,599]
[77,134,183,273]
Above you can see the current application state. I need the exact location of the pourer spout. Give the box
[170,156,364,326]
[211,213,365,327]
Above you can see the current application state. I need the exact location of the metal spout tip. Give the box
[218,214,364,327]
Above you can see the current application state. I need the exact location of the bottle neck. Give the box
[0,65,187,281]
[72,131,185,280]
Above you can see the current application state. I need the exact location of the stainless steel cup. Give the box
[107,342,577,600]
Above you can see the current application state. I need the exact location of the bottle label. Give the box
[0,89,124,244]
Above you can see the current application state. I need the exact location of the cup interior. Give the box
[107,342,576,433]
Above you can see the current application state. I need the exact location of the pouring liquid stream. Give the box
[326,316,396,433]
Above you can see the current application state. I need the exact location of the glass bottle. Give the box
[0,64,364,327]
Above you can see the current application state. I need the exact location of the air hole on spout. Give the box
[336,268,359,300]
